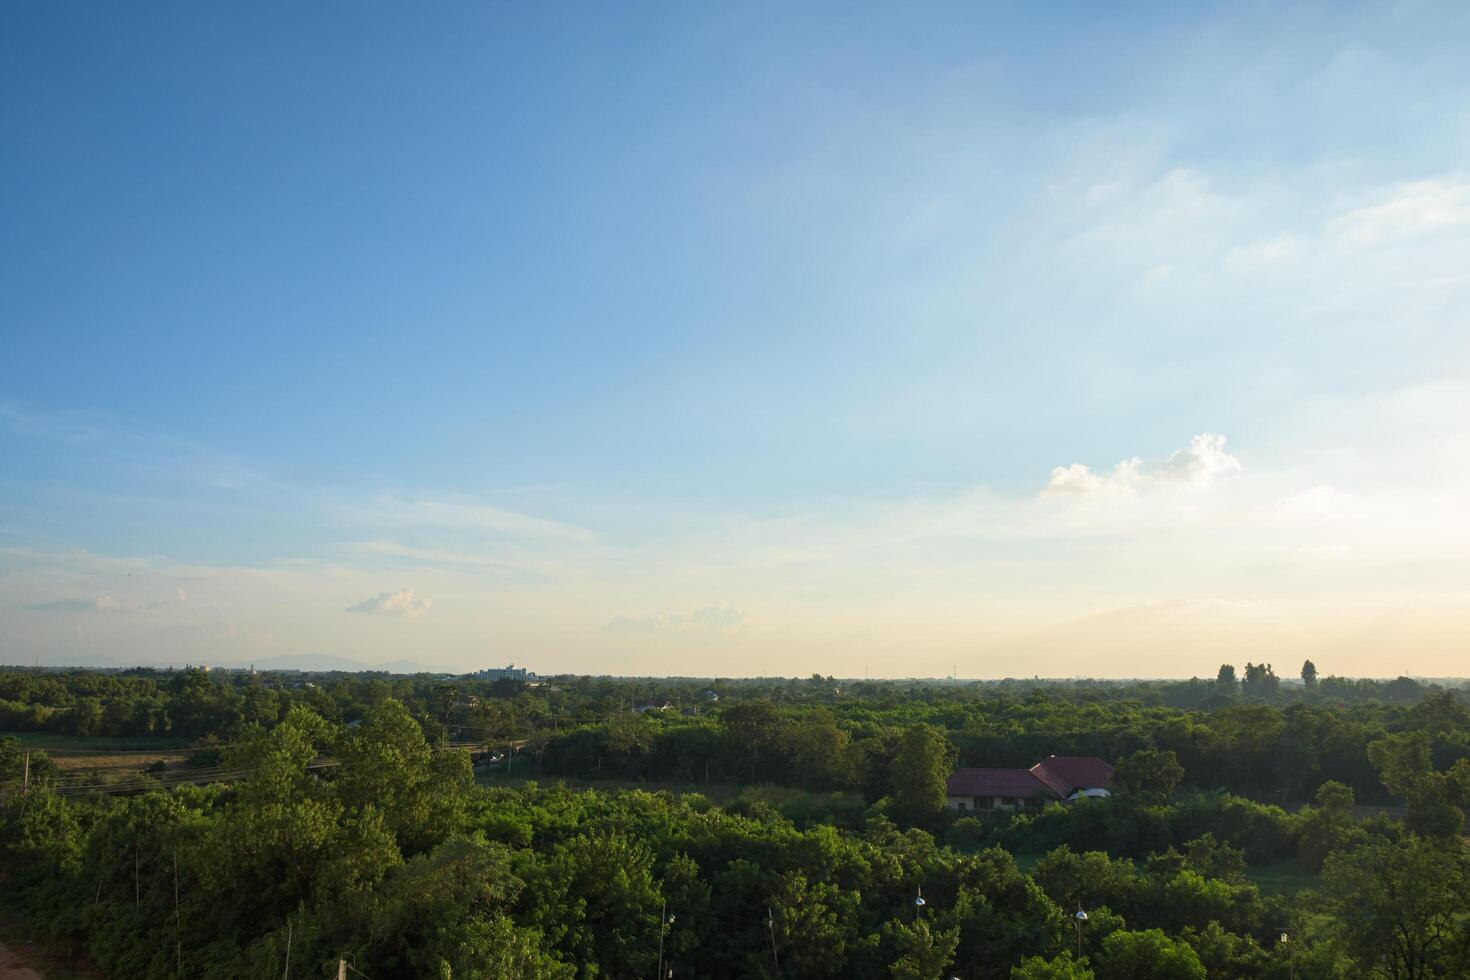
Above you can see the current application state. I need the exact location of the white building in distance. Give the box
[476,663,535,682]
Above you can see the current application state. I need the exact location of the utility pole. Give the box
[173,853,182,977]
[654,903,676,980]
[766,907,781,979]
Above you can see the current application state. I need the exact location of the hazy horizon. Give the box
[5,651,1468,686]
[6,4,1470,678]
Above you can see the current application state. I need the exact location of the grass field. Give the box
[3,732,200,782]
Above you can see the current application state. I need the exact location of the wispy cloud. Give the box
[342,494,595,543]
[606,601,749,635]
[345,588,432,620]
[355,539,529,570]
[0,403,109,444]
[26,595,126,613]
[1332,180,1470,245]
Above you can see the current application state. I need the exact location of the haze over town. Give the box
[5,3,1470,677]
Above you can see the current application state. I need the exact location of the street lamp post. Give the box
[914,886,927,920]
[1074,906,1088,960]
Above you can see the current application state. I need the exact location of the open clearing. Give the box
[7,732,201,783]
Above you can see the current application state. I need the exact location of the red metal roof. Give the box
[1030,756,1115,796]
[946,768,1055,798]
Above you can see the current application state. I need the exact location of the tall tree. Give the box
[785,708,852,790]
[722,699,783,781]
[1240,663,1279,700]
[1215,665,1236,688]
[889,725,956,827]
[1300,660,1318,689]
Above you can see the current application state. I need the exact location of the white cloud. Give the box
[345,588,433,620]
[606,601,749,635]
[1333,180,1470,245]
[1042,433,1240,496]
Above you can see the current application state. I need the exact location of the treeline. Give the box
[3,667,1468,808]
[532,691,1470,807]
[4,700,1470,978]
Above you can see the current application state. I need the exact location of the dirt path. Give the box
[0,942,44,980]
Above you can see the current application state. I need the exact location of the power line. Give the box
[18,741,247,756]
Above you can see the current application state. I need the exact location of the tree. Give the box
[1320,836,1470,979]
[1112,749,1184,805]
[889,725,956,827]
[1215,665,1236,688]
[723,700,783,781]
[1368,732,1470,837]
[526,833,661,977]
[768,871,860,978]
[886,916,959,980]
[1031,847,1141,915]
[786,708,852,790]
[336,698,455,852]
[427,914,573,980]
[354,837,570,979]
[1240,663,1279,700]
[1012,952,1096,979]
[1094,929,1205,980]
[0,737,59,793]
[1295,781,1360,873]
[950,847,1066,970]
[1300,660,1318,689]
[605,710,656,756]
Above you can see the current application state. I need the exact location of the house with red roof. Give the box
[946,755,1114,813]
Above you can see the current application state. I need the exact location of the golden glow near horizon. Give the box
[7,414,1470,678]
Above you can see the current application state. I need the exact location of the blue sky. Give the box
[4,2,1470,676]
